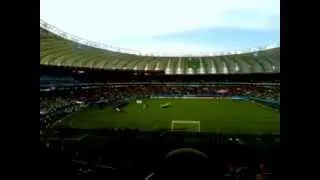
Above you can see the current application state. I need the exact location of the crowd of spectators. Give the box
[40,84,280,130]
[40,84,280,113]
[100,84,280,102]
[40,97,74,113]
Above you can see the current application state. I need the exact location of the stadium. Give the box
[41,20,279,134]
[40,1,280,177]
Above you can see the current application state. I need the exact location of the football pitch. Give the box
[60,99,280,134]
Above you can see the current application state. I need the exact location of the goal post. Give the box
[171,120,201,132]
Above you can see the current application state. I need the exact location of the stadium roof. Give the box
[41,20,279,75]
[41,19,279,57]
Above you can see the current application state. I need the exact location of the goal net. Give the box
[171,120,200,132]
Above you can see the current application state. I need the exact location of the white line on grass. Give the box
[151,123,159,131]
[51,111,78,127]
[252,101,279,112]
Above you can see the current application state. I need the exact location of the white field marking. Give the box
[171,120,200,132]
[145,172,155,180]
[253,101,280,112]
[51,112,77,127]
[171,120,200,124]
[45,134,88,141]
[151,123,159,131]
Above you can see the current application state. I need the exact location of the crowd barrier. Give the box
[247,97,280,109]
[231,96,279,109]
[151,95,228,99]
[150,95,280,110]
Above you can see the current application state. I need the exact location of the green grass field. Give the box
[61,99,280,134]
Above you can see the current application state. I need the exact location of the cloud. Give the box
[107,38,242,55]
[41,0,280,41]
[138,43,215,55]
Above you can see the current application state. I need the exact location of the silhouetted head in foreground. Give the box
[153,148,212,180]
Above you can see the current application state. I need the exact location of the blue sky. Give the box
[40,0,279,55]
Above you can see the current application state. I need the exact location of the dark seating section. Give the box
[40,129,279,179]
